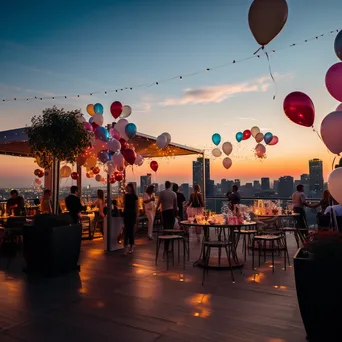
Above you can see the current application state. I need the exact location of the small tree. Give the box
[25,106,92,169]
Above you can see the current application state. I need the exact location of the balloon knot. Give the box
[253,45,264,55]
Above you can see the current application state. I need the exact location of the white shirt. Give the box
[324,205,342,216]
[143,193,154,211]
[158,188,176,212]
[292,191,307,208]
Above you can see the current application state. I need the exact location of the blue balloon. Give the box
[236,132,243,143]
[264,132,273,145]
[94,103,104,115]
[98,150,111,164]
[212,133,221,146]
[125,123,137,139]
[95,127,110,142]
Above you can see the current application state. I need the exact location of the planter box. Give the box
[294,248,342,341]
[23,215,82,276]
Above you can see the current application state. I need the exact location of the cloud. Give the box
[134,102,151,113]
[238,117,257,121]
[160,73,291,106]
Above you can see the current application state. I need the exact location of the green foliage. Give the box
[25,106,92,169]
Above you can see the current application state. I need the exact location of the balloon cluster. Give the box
[34,169,44,178]
[211,133,233,170]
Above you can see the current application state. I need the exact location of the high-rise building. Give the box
[261,178,270,190]
[278,176,294,198]
[140,173,152,193]
[234,179,241,188]
[221,179,233,195]
[192,158,210,196]
[273,180,279,194]
[309,159,323,196]
[180,183,190,200]
[253,180,261,190]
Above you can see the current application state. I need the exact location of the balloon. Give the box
[134,153,144,166]
[37,170,44,178]
[264,132,273,144]
[115,119,129,140]
[83,122,93,132]
[255,132,264,143]
[251,126,260,137]
[120,105,132,118]
[162,132,171,145]
[93,114,104,126]
[71,172,78,180]
[34,169,41,176]
[92,166,100,175]
[84,155,97,169]
[336,103,342,112]
[107,138,121,153]
[283,91,315,127]
[125,123,137,139]
[86,171,94,178]
[119,138,128,151]
[60,165,72,178]
[114,172,123,182]
[94,103,103,115]
[236,132,243,143]
[222,157,232,170]
[325,63,342,102]
[334,30,342,62]
[212,148,222,158]
[34,179,42,186]
[110,101,123,119]
[248,0,288,46]
[113,153,124,169]
[156,134,168,149]
[109,176,116,184]
[222,142,233,156]
[150,160,158,172]
[109,128,120,140]
[76,154,87,166]
[98,150,111,164]
[212,133,221,146]
[122,148,136,165]
[321,111,342,154]
[86,104,95,116]
[95,127,110,142]
[268,136,279,146]
[95,174,102,182]
[255,144,266,158]
[243,130,252,140]
[328,168,342,204]
[76,114,86,124]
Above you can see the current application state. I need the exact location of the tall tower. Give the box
[309,159,323,196]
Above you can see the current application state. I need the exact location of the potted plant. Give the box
[294,231,342,341]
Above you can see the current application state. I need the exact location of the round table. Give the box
[180,220,257,269]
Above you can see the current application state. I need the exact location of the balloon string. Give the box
[332,156,337,171]
[265,52,277,100]
[253,45,264,55]
[312,126,323,142]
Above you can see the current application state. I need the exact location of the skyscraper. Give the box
[180,183,190,200]
[309,159,323,196]
[192,158,210,196]
[261,178,270,190]
[140,173,152,193]
[253,180,261,190]
[273,180,279,194]
[278,176,294,198]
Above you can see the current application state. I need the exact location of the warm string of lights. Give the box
[1,28,339,104]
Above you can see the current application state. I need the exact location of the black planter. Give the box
[23,214,82,276]
[294,248,342,341]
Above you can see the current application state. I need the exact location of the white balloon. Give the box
[251,126,260,138]
[162,132,171,145]
[112,152,124,169]
[222,157,232,170]
[212,148,222,157]
[222,142,233,156]
[60,165,72,178]
[120,105,132,118]
[328,168,342,205]
[156,135,168,149]
[107,138,121,153]
[255,143,266,158]
[134,153,144,166]
[93,114,104,126]
[255,132,264,143]
[115,119,128,140]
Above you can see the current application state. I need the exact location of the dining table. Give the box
[180,220,257,269]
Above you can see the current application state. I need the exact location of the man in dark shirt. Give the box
[172,183,186,221]
[226,185,241,211]
[6,190,25,216]
[65,186,84,223]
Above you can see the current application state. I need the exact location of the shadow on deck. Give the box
[0,230,306,342]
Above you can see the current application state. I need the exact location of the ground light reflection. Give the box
[186,293,212,319]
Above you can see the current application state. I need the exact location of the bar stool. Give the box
[235,229,257,261]
[155,235,185,270]
[162,229,190,260]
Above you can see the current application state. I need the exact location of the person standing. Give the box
[6,189,25,216]
[65,186,84,223]
[143,185,156,240]
[187,184,205,242]
[123,183,138,255]
[156,181,177,230]
[40,189,52,214]
[292,184,314,229]
[173,183,186,222]
[226,185,241,211]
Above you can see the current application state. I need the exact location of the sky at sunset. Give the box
[1,0,342,188]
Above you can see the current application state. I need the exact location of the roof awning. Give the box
[0,128,203,158]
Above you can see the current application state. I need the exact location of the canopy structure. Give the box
[0,128,203,158]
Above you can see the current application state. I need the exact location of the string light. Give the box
[0,28,339,103]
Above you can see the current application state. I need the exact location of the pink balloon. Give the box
[320,111,342,154]
[268,136,279,146]
[109,128,120,140]
[326,63,342,102]
[83,122,93,131]
[336,103,342,111]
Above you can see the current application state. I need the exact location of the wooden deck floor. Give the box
[0,230,306,342]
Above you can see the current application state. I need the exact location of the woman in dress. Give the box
[123,183,138,255]
[186,184,204,242]
[94,189,106,234]
[40,189,52,214]
[143,185,155,240]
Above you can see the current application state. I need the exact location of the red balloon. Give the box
[114,172,123,182]
[71,172,78,180]
[119,138,128,151]
[283,91,315,127]
[92,166,100,175]
[268,136,279,146]
[34,169,41,176]
[86,171,93,178]
[243,130,251,140]
[38,170,44,178]
[110,101,123,119]
[122,148,136,165]
[109,177,116,184]
[325,62,342,102]
[150,160,158,172]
